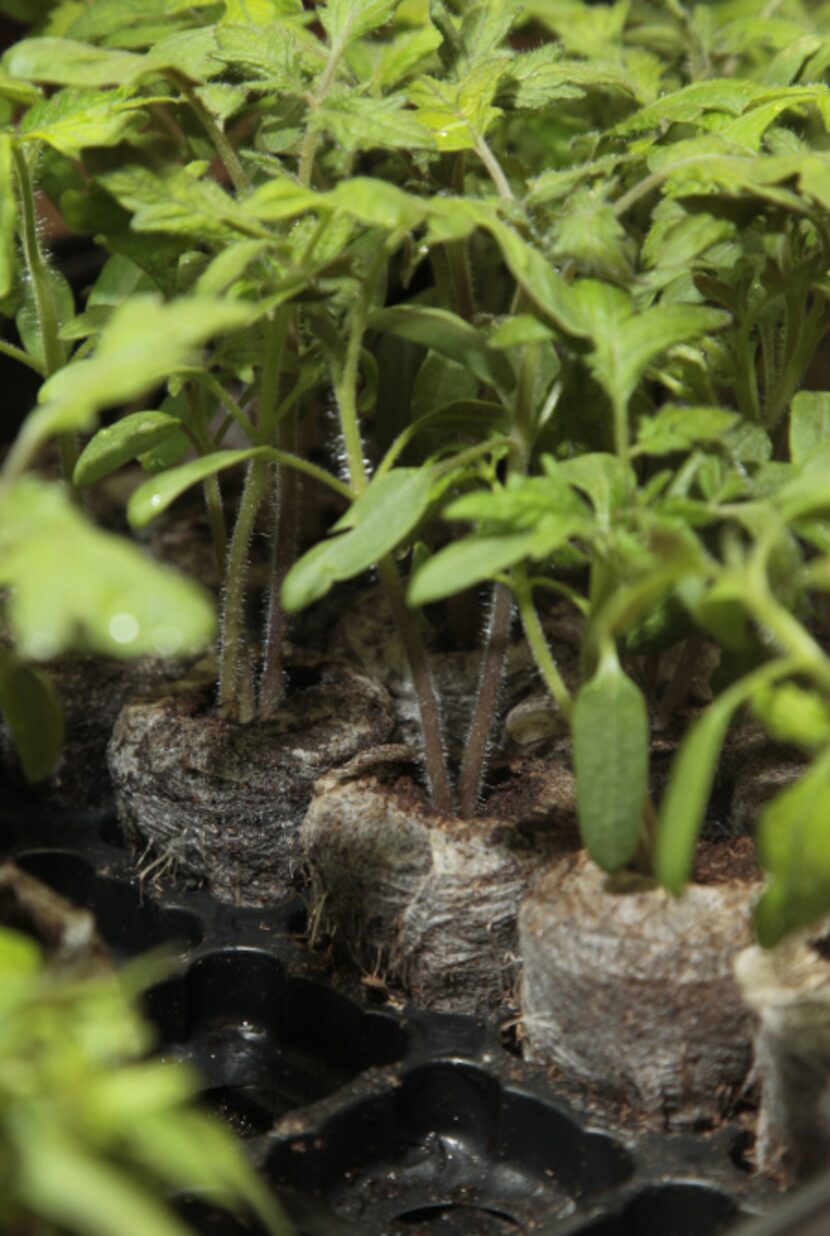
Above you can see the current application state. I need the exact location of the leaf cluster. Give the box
[3,0,830,949]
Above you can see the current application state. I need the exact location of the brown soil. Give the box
[693,836,761,886]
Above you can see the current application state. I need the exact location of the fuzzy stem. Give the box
[184,384,227,574]
[514,568,573,721]
[334,250,452,809]
[259,425,299,718]
[458,581,514,817]
[378,556,453,812]
[474,135,515,202]
[441,155,477,322]
[255,310,291,710]
[174,76,250,195]
[297,33,349,187]
[219,457,267,718]
[219,313,289,716]
[431,0,464,67]
[13,144,74,478]
[457,344,536,817]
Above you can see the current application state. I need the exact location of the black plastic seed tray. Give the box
[0,803,791,1236]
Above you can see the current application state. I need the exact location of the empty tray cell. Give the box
[567,1182,743,1236]
[266,1061,634,1233]
[145,949,407,1121]
[15,850,202,956]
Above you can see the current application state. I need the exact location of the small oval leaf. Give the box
[282,468,434,612]
[74,412,184,487]
[572,647,649,872]
[128,449,260,527]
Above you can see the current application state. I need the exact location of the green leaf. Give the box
[0,69,41,107]
[5,38,144,87]
[213,18,317,90]
[489,315,553,349]
[0,133,16,299]
[551,189,631,279]
[408,530,542,605]
[751,683,830,751]
[141,26,222,83]
[28,295,253,443]
[16,1130,195,1236]
[127,448,260,527]
[444,472,588,530]
[573,646,649,872]
[0,478,215,661]
[18,87,150,157]
[634,405,738,457]
[283,468,435,611]
[616,78,765,135]
[790,391,830,467]
[0,647,63,782]
[753,751,830,947]
[320,0,398,46]
[571,281,730,410]
[98,164,257,241]
[371,304,513,390]
[371,24,441,88]
[554,453,633,528]
[15,266,74,371]
[482,215,591,338]
[656,671,771,894]
[325,177,428,229]
[74,412,185,487]
[408,61,504,149]
[314,93,435,152]
[223,0,304,18]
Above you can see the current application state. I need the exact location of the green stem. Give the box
[219,313,290,716]
[219,457,267,718]
[751,583,830,691]
[0,338,44,374]
[181,369,257,441]
[474,135,514,202]
[379,555,453,812]
[431,0,463,67]
[174,76,250,195]
[260,422,299,718]
[440,153,477,322]
[297,34,349,187]
[334,249,452,809]
[514,568,573,721]
[256,309,292,714]
[458,349,534,817]
[257,309,290,443]
[458,581,514,817]
[184,384,227,573]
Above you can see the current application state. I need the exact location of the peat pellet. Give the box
[108,659,395,906]
[519,850,760,1129]
[736,930,830,1183]
[301,746,577,1018]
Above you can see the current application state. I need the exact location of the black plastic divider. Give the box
[0,805,801,1236]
